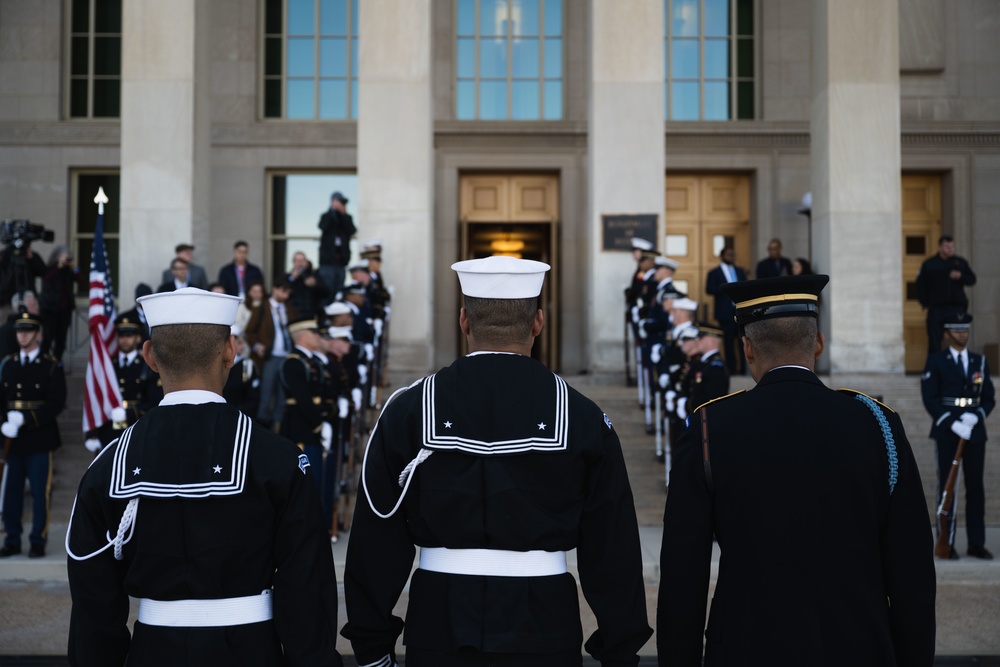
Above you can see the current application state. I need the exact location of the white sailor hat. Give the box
[137,287,242,328]
[671,297,698,312]
[348,259,370,272]
[230,324,243,337]
[630,237,655,252]
[654,256,679,270]
[452,256,550,299]
[324,301,353,317]
[327,325,353,340]
[677,327,700,342]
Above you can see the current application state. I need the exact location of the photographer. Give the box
[0,220,52,323]
[41,246,84,362]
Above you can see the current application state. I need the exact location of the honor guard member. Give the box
[921,311,995,559]
[360,239,391,322]
[281,316,333,473]
[319,324,360,536]
[66,287,343,666]
[0,312,66,558]
[657,275,936,667]
[342,256,652,667]
[675,325,729,423]
[84,315,161,454]
[222,324,261,418]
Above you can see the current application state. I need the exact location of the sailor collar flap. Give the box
[109,411,253,499]
[420,365,570,455]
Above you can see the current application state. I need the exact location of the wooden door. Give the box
[902,174,942,373]
[664,174,750,323]
[459,174,559,370]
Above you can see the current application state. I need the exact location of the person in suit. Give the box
[705,246,748,374]
[156,258,192,293]
[0,312,66,558]
[657,274,936,667]
[921,311,995,560]
[217,240,265,299]
[244,279,295,429]
[754,238,792,279]
[160,243,208,290]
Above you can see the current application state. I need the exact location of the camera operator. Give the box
[0,244,47,325]
[41,246,84,362]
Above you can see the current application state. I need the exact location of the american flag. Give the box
[82,187,123,433]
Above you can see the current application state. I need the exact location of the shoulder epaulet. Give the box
[692,389,745,414]
[836,388,895,414]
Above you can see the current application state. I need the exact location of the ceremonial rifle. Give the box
[934,437,966,559]
[330,415,346,541]
[0,437,11,518]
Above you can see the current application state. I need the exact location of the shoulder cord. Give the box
[65,497,139,562]
[854,394,898,495]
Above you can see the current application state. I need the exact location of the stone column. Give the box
[810,0,903,372]
[119,0,209,306]
[588,0,665,371]
[358,0,433,372]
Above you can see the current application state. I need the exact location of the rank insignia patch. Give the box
[298,454,311,474]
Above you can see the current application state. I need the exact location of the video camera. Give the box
[0,219,55,250]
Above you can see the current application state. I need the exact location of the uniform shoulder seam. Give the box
[692,389,745,414]
[836,388,896,414]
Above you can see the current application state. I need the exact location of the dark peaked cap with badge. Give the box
[719,273,829,332]
[944,310,973,331]
[13,311,41,330]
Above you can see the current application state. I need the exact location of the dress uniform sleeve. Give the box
[271,446,344,667]
[879,411,936,666]
[920,355,949,427]
[979,358,995,419]
[341,402,413,666]
[657,416,714,667]
[66,457,131,666]
[577,414,653,666]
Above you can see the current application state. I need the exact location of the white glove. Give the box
[960,412,979,427]
[352,387,363,412]
[6,411,23,428]
[383,305,391,320]
[111,406,127,423]
[630,305,640,324]
[637,321,649,339]
[665,390,676,413]
[677,397,688,421]
[337,397,350,419]
[364,343,374,361]
[650,344,662,364]
[84,438,102,453]
[658,374,669,389]
[1,421,18,438]
[373,318,383,339]
[320,422,333,452]
[950,420,973,440]
[358,365,368,385]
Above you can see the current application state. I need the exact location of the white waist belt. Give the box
[137,590,273,627]
[419,547,568,577]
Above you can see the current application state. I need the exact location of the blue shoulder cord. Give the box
[854,394,898,496]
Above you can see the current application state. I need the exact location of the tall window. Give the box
[664,0,755,121]
[69,0,122,118]
[455,0,563,120]
[74,172,120,295]
[263,0,359,119]
[270,173,358,277]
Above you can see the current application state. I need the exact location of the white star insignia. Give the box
[443,421,453,428]
[213,465,223,474]
[537,422,547,430]
[132,467,141,476]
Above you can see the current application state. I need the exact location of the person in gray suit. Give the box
[160,243,208,290]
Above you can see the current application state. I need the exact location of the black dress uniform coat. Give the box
[658,367,936,667]
[89,351,161,446]
[683,350,729,413]
[279,347,328,447]
[342,353,652,666]
[223,355,261,417]
[66,395,342,666]
[0,352,66,457]
[921,347,995,549]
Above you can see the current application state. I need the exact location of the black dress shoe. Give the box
[968,546,994,560]
[0,545,21,558]
[28,545,45,558]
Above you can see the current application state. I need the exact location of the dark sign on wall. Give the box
[602,213,659,251]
